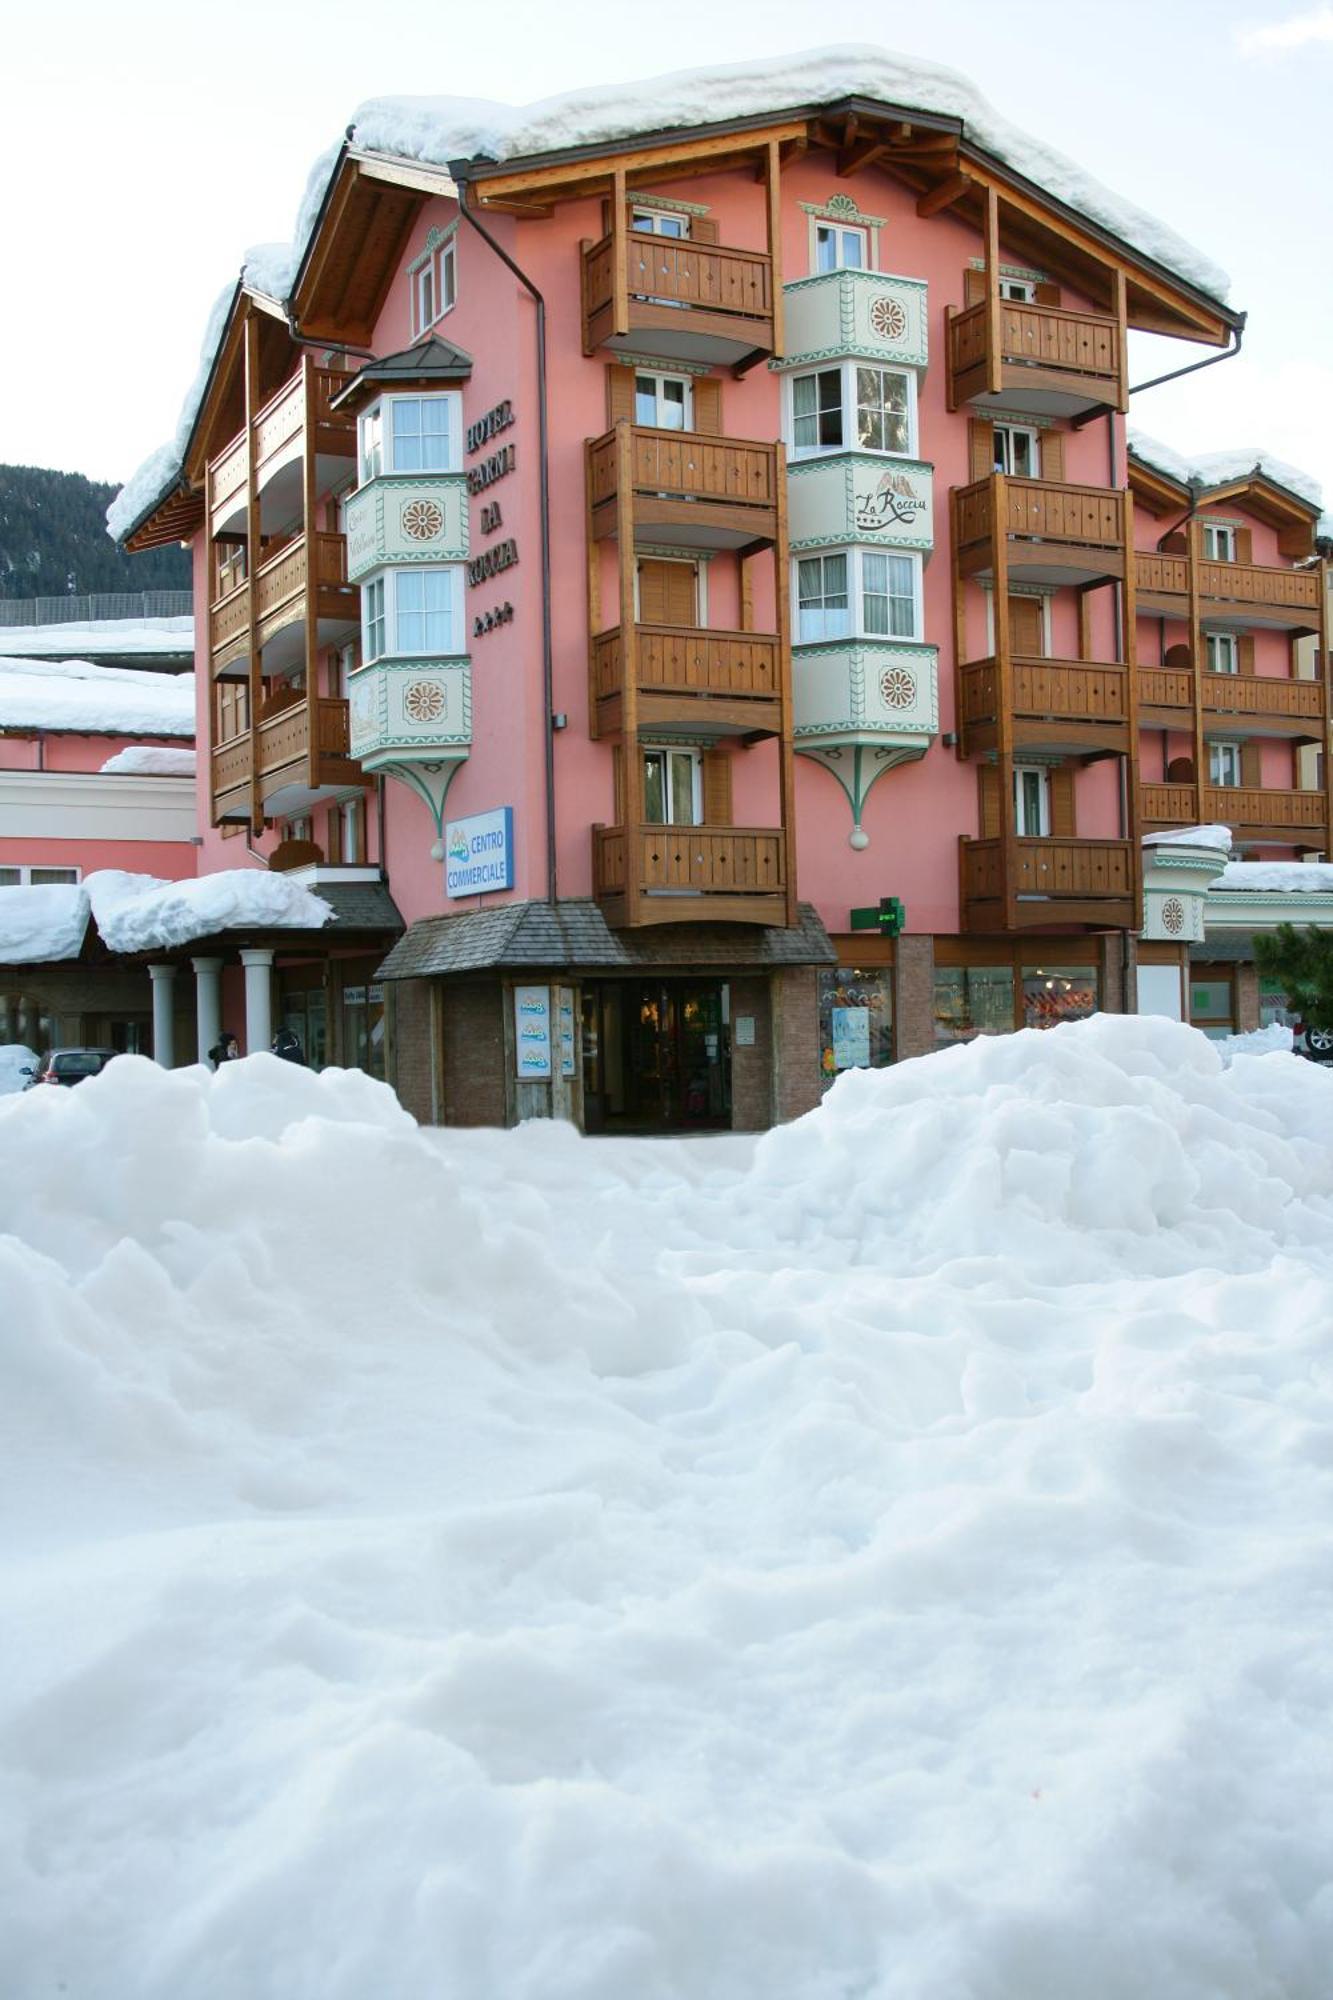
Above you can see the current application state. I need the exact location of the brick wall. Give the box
[894,935,937,1058]
[442,979,507,1126]
[772,965,821,1123]
[1100,932,1134,1015]
[390,978,436,1123]
[1235,962,1260,1033]
[729,975,773,1131]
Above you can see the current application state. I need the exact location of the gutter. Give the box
[1129,312,1245,398]
[449,162,558,909]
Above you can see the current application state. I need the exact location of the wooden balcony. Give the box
[1137,665,1194,725]
[209,697,363,826]
[582,232,775,370]
[591,624,782,739]
[958,655,1131,757]
[254,532,356,654]
[1134,550,1322,629]
[207,360,355,531]
[1140,783,1198,825]
[210,579,251,681]
[953,475,1127,586]
[588,424,780,551]
[1137,666,1325,737]
[592,822,789,928]
[1142,781,1327,846]
[947,298,1126,418]
[961,835,1137,932]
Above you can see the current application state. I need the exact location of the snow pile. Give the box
[0,617,194,661]
[113,45,1231,547]
[1130,430,1323,511]
[0,1044,38,1095]
[0,884,88,964]
[99,745,197,777]
[84,868,332,953]
[2,1014,1332,1998]
[1216,1022,1294,1061]
[0,659,195,738]
[1214,858,1333,893]
[1145,823,1233,853]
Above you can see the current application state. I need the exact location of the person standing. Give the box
[271,1025,306,1065]
[208,1031,240,1070]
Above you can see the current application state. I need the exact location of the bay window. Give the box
[788,360,917,459]
[796,548,922,644]
[358,393,461,482]
[792,369,844,453]
[361,567,463,662]
[855,367,911,454]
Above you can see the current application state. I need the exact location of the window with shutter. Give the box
[637,559,697,626]
[692,377,721,437]
[1049,766,1076,838]
[606,364,635,428]
[969,418,995,483]
[702,747,733,826]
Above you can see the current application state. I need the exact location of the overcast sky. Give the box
[6,0,1330,506]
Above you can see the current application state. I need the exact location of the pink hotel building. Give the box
[114,54,1330,1130]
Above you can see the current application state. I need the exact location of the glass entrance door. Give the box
[582,980,731,1132]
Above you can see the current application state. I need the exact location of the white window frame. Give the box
[0,864,81,887]
[1013,765,1051,836]
[814,221,868,273]
[410,234,457,337]
[642,744,703,826]
[786,360,918,461]
[1209,741,1243,788]
[357,392,461,482]
[633,368,693,431]
[794,548,923,645]
[362,576,387,663]
[1202,522,1237,562]
[999,277,1037,303]
[631,208,689,238]
[1206,632,1240,676]
[992,422,1041,479]
[362,565,465,662]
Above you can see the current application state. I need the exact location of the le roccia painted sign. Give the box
[445,805,514,897]
[788,456,934,553]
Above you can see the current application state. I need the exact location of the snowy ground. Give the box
[2,1015,1332,1999]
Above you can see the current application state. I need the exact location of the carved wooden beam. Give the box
[916,171,973,217]
[836,138,889,178]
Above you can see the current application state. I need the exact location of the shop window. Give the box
[342,980,386,1078]
[281,989,327,1070]
[1259,980,1296,1029]
[933,966,1014,1045]
[0,865,80,886]
[1190,975,1234,1040]
[1022,965,1098,1030]
[819,967,893,1083]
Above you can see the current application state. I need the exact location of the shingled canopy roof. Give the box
[329,335,474,415]
[377,900,836,980]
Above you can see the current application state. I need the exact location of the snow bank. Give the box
[1145,823,1233,853]
[84,868,331,953]
[0,884,88,964]
[1130,430,1323,511]
[1216,1022,1294,1061]
[113,45,1231,548]
[0,617,194,660]
[0,1044,38,1094]
[2,1013,1332,1998]
[0,659,195,738]
[99,746,197,777]
[1214,858,1333,892]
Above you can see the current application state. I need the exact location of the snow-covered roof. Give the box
[0,617,194,662]
[99,745,197,777]
[0,868,332,966]
[1212,860,1333,893]
[111,45,1232,546]
[0,659,195,738]
[1143,824,1234,854]
[1128,430,1324,512]
[0,885,89,965]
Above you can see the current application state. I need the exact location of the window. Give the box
[792,369,844,453]
[643,746,702,825]
[338,639,359,699]
[797,554,851,642]
[632,208,688,237]
[999,277,1036,303]
[933,965,1014,1044]
[634,370,691,430]
[819,967,893,1083]
[1209,742,1242,787]
[855,367,911,454]
[1206,632,1240,675]
[1203,523,1236,561]
[1013,765,1050,835]
[815,222,867,272]
[1190,973,1235,1041]
[795,549,922,644]
[861,552,918,638]
[395,570,454,653]
[993,423,1040,478]
[410,235,457,336]
[1021,965,1098,1029]
[789,361,916,459]
[363,577,387,663]
[0,866,80,887]
[358,394,460,480]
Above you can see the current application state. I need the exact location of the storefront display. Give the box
[932,965,1013,1045]
[1021,965,1098,1030]
[819,967,893,1083]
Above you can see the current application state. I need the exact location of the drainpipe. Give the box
[1128,312,1245,398]
[449,164,558,909]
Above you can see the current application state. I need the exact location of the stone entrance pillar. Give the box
[148,963,176,1068]
[240,947,275,1054]
[191,956,223,1065]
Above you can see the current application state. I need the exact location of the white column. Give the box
[191,956,223,1064]
[240,948,275,1054]
[148,963,176,1068]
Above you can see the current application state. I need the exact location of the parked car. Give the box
[24,1048,118,1089]
[0,1044,40,1096]
[1291,1020,1333,1064]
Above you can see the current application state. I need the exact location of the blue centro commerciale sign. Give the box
[445,806,515,897]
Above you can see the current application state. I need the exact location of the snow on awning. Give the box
[85,871,333,955]
[0,885,90,966]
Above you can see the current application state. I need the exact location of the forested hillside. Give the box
[0,464,189,600]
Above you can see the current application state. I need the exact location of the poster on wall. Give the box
[557,989,576,1079]
[446,806,515,897]
[514,985,552,1079]
[831,1006,872,1069]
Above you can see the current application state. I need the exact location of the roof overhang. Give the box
[290,149,450,347]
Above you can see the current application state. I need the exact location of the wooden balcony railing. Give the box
[954,476,1125,575]
[591,623,782,735]
[254,531,350,640]
[959,657,1129,728]
[210,579,251,675]
[210,733,253,819]
[1137,667,1193,713]
[1202,785,1326,833]
[1204,673,1324,721]
[1133,551,1190,600]
[256,694,350,782]
[947,297,1125,414]
[1141,783,1200,823]
[207,361,354,520]
[592,822,788,925]
[1134,550,1322,623]
[582,232,774,363]
[961,835,1137,929]
[588,425,779,546]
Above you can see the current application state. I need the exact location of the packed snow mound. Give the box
[99,745,197,776]
[3,1015,1332,1999]
[0,1044,38,1095]
[84,867,332,952]
[0,658,195,737]
[0,883,88,965]
[112,44,1230,549]
[1129,430,1323,511]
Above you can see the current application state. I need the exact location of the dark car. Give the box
[25,1048,118,1089]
